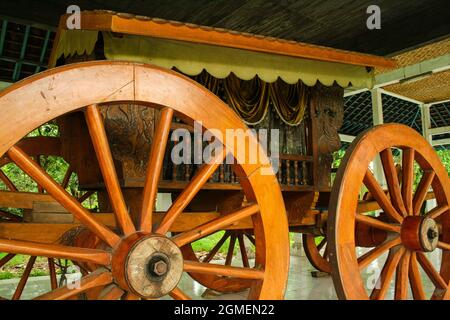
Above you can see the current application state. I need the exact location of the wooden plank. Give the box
[0,211,255,243]
[0,191,54,209]
[57,11,395,68]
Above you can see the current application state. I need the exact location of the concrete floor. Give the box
[0,247,441,300]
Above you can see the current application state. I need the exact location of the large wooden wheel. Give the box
[0,61,289,300]
[328,124,449,300]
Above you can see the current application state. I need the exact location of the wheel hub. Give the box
[112,233,183,298]
[401,216,439,252]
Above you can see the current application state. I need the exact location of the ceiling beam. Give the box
[432,138,450,146]
[374,53,450,88]
[429,126,450,136]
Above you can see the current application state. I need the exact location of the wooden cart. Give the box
[0,11,448,300]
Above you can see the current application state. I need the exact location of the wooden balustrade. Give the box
[163,122,314,188]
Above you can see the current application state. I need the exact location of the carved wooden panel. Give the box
[310,83,344,190]
[100,105,157,180]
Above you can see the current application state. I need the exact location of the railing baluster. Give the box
[286,160,291,185]
[294,160,299,185]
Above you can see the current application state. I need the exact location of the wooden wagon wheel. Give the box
[180,230,256,293]
[0,61,289,300]
[302,234,331,273]
[328,124,449,300]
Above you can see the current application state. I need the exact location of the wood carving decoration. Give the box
[310,83,344,190]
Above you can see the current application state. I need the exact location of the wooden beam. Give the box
[421,104,433,144]
[371,88,386,187]
[432,138,450,146]
[0,211,254,243]
[429,126,450,136]
[378,88,423,105]
[0,191,54,209]
[375,53,450,87]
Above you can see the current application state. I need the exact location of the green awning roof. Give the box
[52,29,374,88]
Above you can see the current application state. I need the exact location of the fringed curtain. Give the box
[223,73,270,125]
[269,79,308,126]
[190,70,309,126]
[191,69,220,95]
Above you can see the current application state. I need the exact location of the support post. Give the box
[371,88,386,187]
[420,104,435,211]
[420,104,432,144]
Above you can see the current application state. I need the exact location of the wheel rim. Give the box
[302,234,331,273]
[328,124,449,300]
[0,61,289,300]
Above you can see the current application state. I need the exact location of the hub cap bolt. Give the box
[153,260,168,276]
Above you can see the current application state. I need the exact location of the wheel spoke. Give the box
[238,233,250,268]
[401,148,414,215]
[0,169,17,191]
[317,238,327,251]
[437,241,450,251]
[380,149,407,216]
[156,148,227,235]
[244,232,255,246]
[358,237,402,270]
[61,166,72,189]
[7,145,120,247]
[409,252,426,300]
[12,256,36,300]
[78,191,94,204]
[172,204,259,247]
[412,170,435,215]
[202,231,230,263]
[394,250,410,300]
[416,252,447,289]
[363,170,403,223]
[170,287,191,300]
[371,247,404,300]
[48,258,58,290]
[356,214,401,233]
[426,205,449,220]
[34,269,113,300]
[98,284,124,300]
[323,245,329,259]
[0,253,15,268]
[184,260,264,280]
[85,104,135,235]
[225,233,237,266]
[140,107,173,232]
[0,239,111,266]
[36,155,45,193]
